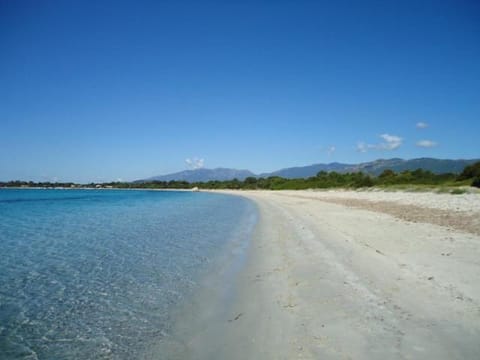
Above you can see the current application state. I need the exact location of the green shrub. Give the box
[352,174,374,188]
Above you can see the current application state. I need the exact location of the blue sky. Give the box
[1,0,479,183]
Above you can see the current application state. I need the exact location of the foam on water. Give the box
[0,189,256,359]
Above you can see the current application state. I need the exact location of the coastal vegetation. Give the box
[2,162,480,191]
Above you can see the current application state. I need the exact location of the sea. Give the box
[0,188,257,359]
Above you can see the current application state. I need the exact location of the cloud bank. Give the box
[416,122,428,129]
[357,134,403,152]
[327,146,336,156]
[185,157,205,169]
[378,134,403,150]
[416,140,438,148]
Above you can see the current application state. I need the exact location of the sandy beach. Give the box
[173,189,480,359]
[158,191,480,359]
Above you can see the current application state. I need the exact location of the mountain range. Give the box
[141,168,255,183]
[139,158,479,183]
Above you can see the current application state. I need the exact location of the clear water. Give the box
[0,189,256,359]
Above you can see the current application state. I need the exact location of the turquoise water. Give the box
[0,189,256,359]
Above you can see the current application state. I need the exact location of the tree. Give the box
[378,169,397,184]
[472,177,480,188]
[379,169,396,178]
[458,161,480,181]
[352,173,374,188]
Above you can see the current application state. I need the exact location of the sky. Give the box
[1,0,479,183]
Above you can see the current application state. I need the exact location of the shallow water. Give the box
[0,189,256,359]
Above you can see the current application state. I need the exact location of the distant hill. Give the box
[259,162,353,179]
[138,158,479,182]
[140,168,255,183]
[345,158,479,176]
[263,158,479,178]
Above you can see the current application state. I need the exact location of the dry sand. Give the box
[162,189,480,359]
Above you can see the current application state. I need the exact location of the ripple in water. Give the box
[0,189,256,359]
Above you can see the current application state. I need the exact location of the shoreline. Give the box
[167,189,480,359]
[149,193,259,360]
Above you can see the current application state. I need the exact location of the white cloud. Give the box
[185,157,205,170]
[356,142,370,153]
[416,140,438,148]
[416,122,428,129]
[327,146,336,156]
[378,133,403,150]
[357,134,403,152]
